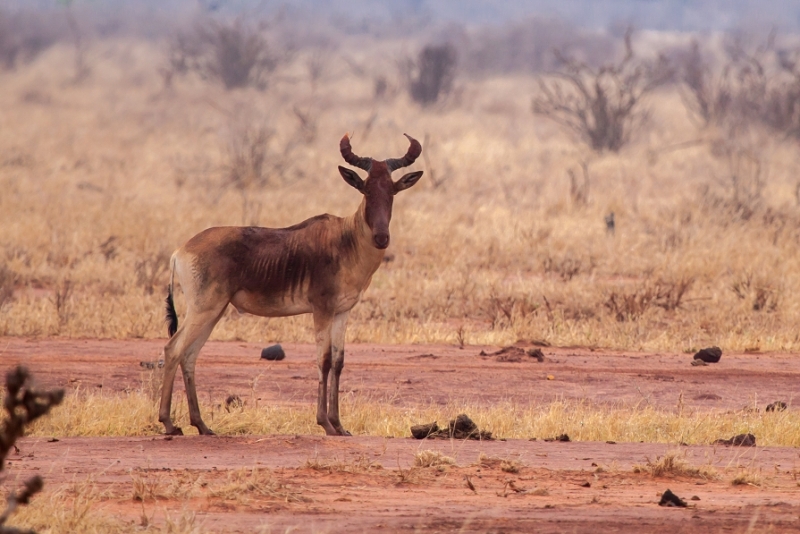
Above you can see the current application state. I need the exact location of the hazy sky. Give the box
[7,0,800,32]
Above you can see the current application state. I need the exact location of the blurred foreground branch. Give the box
[0,367,64,534]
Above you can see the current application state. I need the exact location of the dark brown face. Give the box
[362,163,395,249]
[338,162,424,250]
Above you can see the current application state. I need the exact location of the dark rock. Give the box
[766,401,787,412]
[526,348,545,362]
[410,422,439,439]
[693,347,722,363]
[659,489,687,507]
[260,344,286,361]
[714,433,756,447]
[410,414,492,440]
[544,434,570,442]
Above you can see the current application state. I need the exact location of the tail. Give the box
[165,255,178,337]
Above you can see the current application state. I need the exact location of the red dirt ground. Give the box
[3,337,800,533]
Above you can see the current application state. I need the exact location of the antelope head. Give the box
[338,133,423,250]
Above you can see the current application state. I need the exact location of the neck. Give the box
[345,198,385,263]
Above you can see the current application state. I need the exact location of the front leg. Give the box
[312,310,338,436]
[327,311,351,436]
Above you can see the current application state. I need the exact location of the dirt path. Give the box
[3,338,800,532]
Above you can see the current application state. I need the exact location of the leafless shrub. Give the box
[0,266,16,310]
[730,272,779,312]
[542,252,594,281]
[483,292,537,329]
[403,43,457,106]
[680,33,800,139]
[134,250,171,295]
[0,9,64,70]
[0,366,64,534]
[605,277,694,321]
[222,115,306,224]
[533,29,672,153]
[167,18,278,90]
[567,161,590,206]
[50,279,73,330]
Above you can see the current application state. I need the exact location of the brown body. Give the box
[159,134,423,436]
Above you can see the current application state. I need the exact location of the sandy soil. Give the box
[3,337,800,533]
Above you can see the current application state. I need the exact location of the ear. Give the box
[338,166,364,192]
[393,171,424,193]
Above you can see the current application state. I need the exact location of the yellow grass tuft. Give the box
[413,450,456,468]
[632,451,718,479]
[731,468,763,487]
[18,389,800,447]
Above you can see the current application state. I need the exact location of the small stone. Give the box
[260,344,286,361]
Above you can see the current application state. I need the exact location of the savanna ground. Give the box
[2,4,800,532]
[4,337,800,533]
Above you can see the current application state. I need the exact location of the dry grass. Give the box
[413,450,456,468]
[7,479,205,533]
[1,34,800,352]
[18,388,800,447]
[731,468,763,487]
[476,453,523,473]
[207,467,306,503]
[303,454,383,474]
[632,450,718,479]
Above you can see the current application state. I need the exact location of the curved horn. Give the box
[340,134,371,171]
[385,133,422,172]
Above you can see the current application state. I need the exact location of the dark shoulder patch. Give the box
[339,228,358,258]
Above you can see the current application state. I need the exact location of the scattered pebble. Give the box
[659,489,687,507]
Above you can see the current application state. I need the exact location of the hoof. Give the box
[165,427,184,436]
[199,429,216,436]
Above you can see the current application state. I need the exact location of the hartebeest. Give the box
[159,133,423,436]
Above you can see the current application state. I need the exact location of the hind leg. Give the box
[159,305,227,435]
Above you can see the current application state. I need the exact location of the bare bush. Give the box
[730,272,780,312]
[0,266,16,310]
[605,277,694,321]
[168,18,278,90]
[0,8,64,70]
[533,29,672,152]
[134,250,171,295]
[680,33,800,139]
[0,366,64,534]
[222,117,305,224]
[403,43,457,106]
